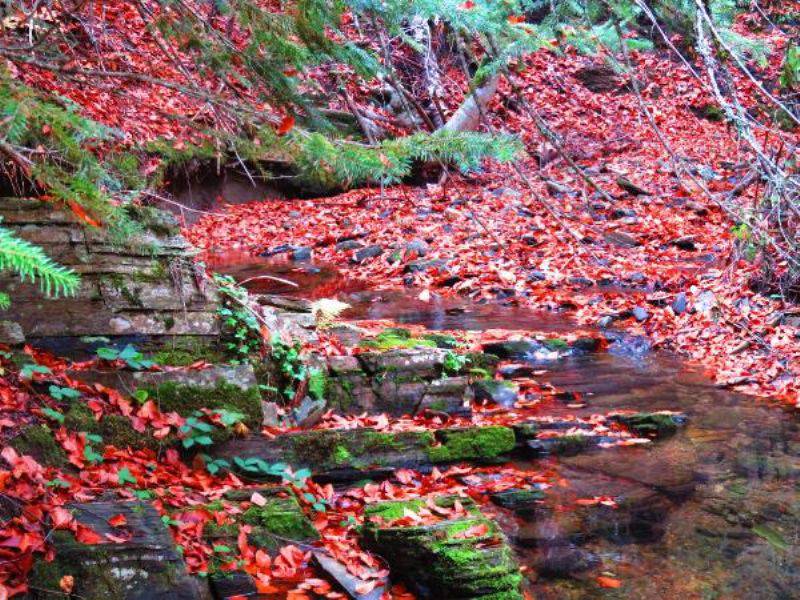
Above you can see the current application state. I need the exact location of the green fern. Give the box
[0,223,80,299]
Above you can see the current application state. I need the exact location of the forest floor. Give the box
[2,3,800,599]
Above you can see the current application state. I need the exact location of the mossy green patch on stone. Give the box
[360,328,438,350]
[611,412,683,438]
[362,496,523,599]
[64,403,166,451]
[541,337,569,351]
[145,380,262,430]
[9,424,68,467]
[427,426,515,463]
[152,338,228,367]
[241,497,319,544]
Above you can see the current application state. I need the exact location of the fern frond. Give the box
[0,224,80,297]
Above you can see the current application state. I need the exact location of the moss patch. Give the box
[9,424,68,467]
[427,426,515,463]
[145,380,262,430]
[241,497,319,543]
[152,338,228,367]
[64,404,166,451]
[362,496,522,599]
[360,328,438,350]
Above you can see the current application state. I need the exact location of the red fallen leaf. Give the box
[597,576,622,588]
[75,523,104,544]
[460,0,475,8]
[277,115,295,135]
[254,574,278,593]
[50,506,74,529]
[507,15,525,23]
[227,596,248,600]
[59,576,74,594]
[107,513,127,527]
[355,579,380,594]
[68,201,101,227]
[452,522,489,539]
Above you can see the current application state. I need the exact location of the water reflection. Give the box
[510,351,800,598]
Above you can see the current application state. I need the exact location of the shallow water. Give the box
[211,253,800,598]
[207,254,574,332]
[508,351,800,599]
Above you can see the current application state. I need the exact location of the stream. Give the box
[215,255,800,599]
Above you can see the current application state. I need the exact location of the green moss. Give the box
[333,444,352,464]
[612,412,682,438]
[241,497,319,542]
[307,368,328,401]
[551,434,592,455]
[326,376,355,411]
[360,328,438,350]
[422,333,459,349]
[203,521,238,539]
[64,404,165,451]
[152,339,228,367]
[427,426,515,463]
[30,530,189,597]
[362,497,522,599]
[146,380,262,430]
[541,337,569,351]
[365,499,426,522]
[9,424,68,467]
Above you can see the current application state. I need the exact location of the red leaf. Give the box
[68,201,102,227]
[277,115,295,135]
[107,514,127,527]
[596,576,622,588]
[50,507,74,530]
[75,523,103,545]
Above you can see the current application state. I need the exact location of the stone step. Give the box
[27,500,210,599]
[213,426,516,481]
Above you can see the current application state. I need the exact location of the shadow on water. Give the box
[209,253,800,598]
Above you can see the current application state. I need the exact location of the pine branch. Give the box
[0,224,80,298]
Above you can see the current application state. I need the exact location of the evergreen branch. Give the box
[0,224,80,297]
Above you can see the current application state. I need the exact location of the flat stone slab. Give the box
[30,500,209,599]
[214,426,516,480]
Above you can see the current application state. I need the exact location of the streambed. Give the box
[215,255,800,599]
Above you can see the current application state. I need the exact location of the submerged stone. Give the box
[609,411,687,438]
[472,379,519,407]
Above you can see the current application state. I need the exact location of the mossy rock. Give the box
[242,497,319,548]
[360,328,438,350]
[28,500,206,599]
[610,412,687,439]
[362,495,523,599]
[152,337,228,367]
[144,379,262,431]
[428,426,516,463]
[9,424,68,467]
[64,403,167,452]
[215,425,516,478]
[202,490,318,555]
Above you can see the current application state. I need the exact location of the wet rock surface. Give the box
[28,500,209,599]
[361,496,523,599]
